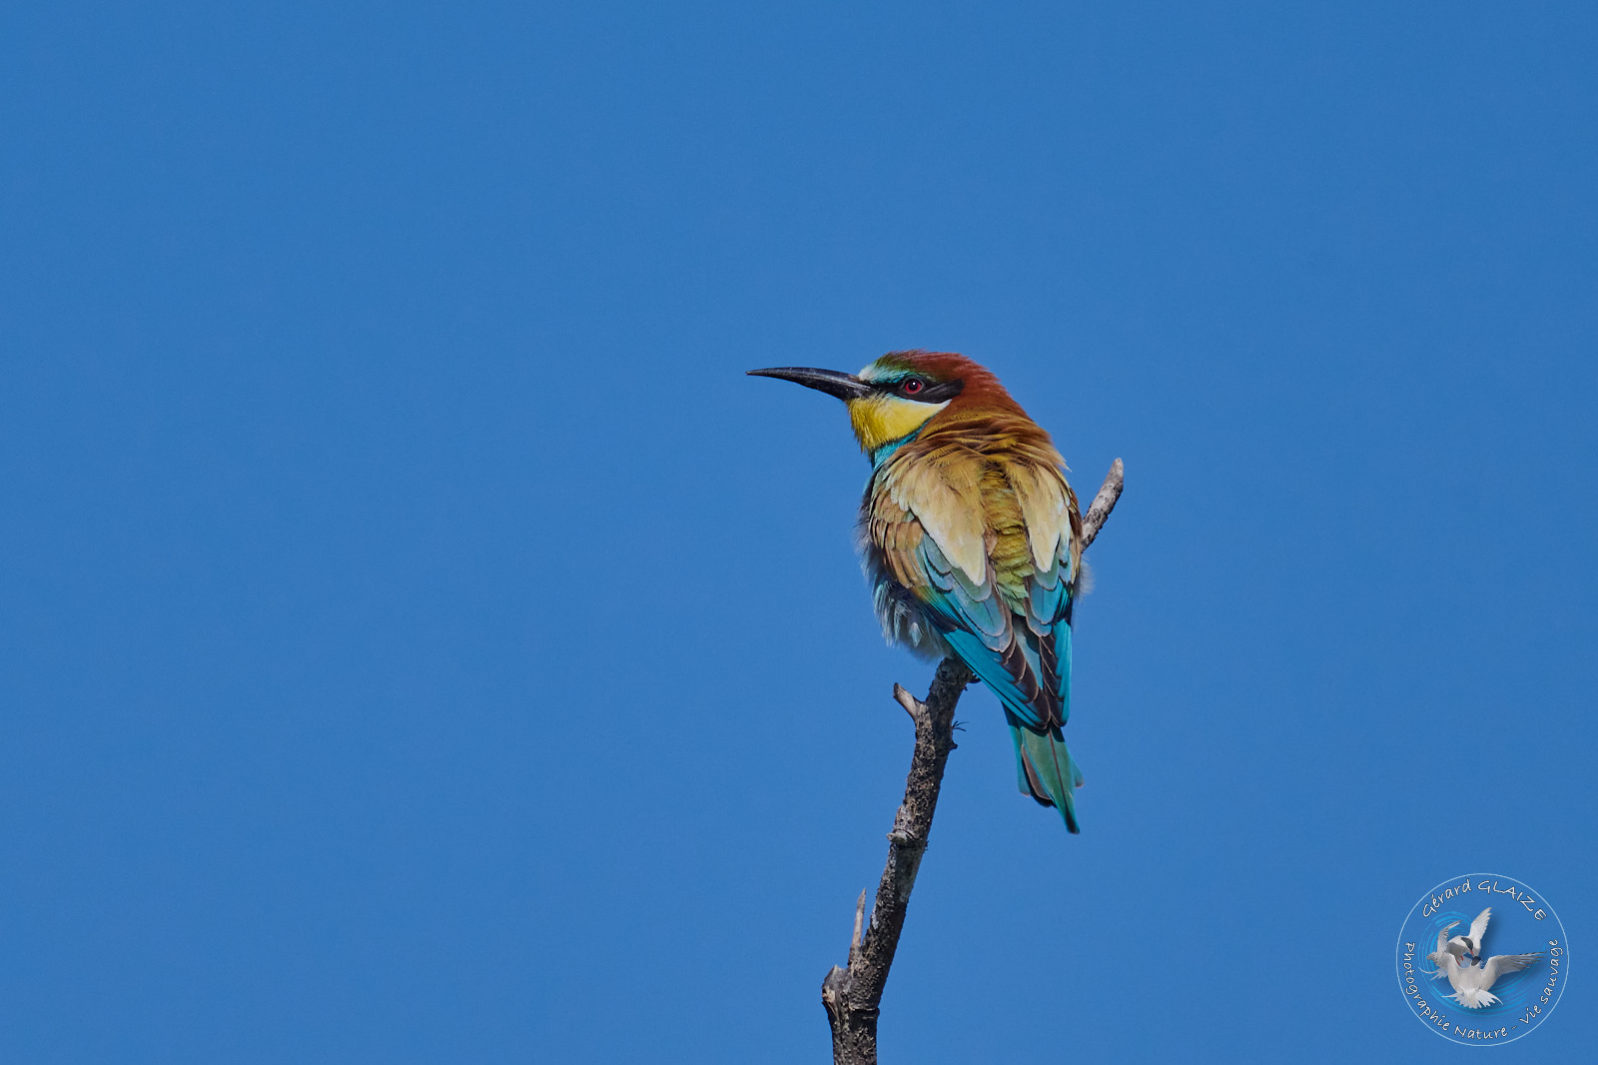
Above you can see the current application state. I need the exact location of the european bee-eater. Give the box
[750,351,1087,831]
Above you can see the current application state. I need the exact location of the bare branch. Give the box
[848,890,866,968]
[821,458,1125,1065]
[1081,457,1123,550]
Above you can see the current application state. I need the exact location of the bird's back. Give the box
[861,402,1086,827]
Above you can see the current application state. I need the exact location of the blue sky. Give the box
[3,2,1594,1062]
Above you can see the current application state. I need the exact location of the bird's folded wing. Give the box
[867,455,1076,730]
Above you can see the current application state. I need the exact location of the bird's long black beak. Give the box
[747,366,872,401]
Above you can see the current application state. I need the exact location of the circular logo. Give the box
[1394,873,1568,1045]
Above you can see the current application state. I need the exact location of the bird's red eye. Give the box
[902,377,925,395]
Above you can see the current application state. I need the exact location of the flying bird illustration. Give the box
[1450,907,1494,964]
[1426,909,1542,1008]
[1428,921,1471,973]
[750,352,1087,831]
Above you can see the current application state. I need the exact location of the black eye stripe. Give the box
[873,377,965,403]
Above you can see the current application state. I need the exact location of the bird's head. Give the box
[748,350,1016,459]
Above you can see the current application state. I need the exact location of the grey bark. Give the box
[821,458,1125,1065]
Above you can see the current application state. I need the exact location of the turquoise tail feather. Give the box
[1008,718,1082,833]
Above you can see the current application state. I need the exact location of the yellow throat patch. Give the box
[847,394,950,455]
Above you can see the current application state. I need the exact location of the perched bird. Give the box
[750,351,1087,831]
[1427,914,1543,1009]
